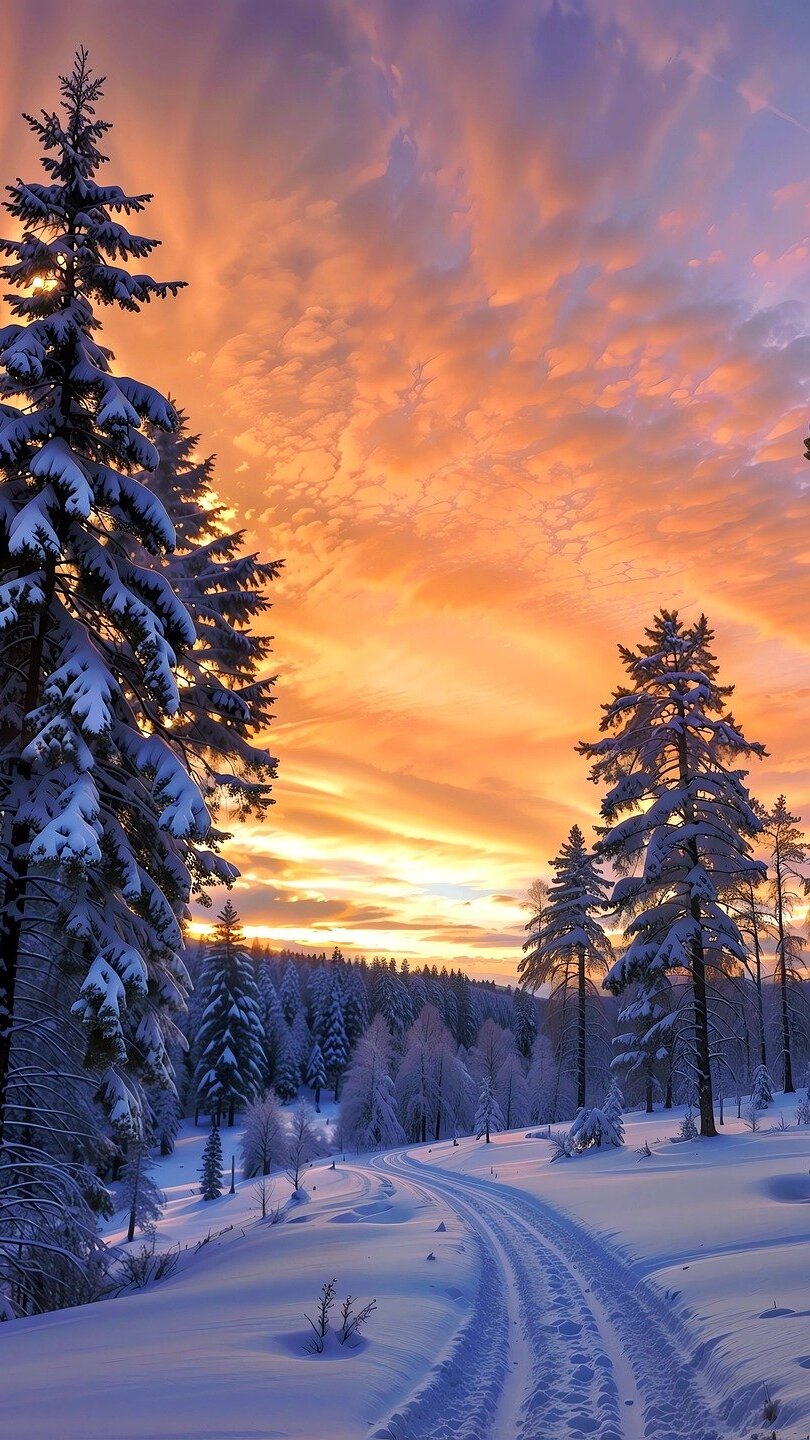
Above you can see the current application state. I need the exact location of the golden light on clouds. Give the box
[4,1,810,978]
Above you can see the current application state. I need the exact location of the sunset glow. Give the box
[5,1,810,979]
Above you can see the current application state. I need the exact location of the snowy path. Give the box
[368,1149,732,1440]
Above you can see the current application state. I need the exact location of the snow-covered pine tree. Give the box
[322,983,349,1101]
[750,1063,774,1110]
[279,959,301,1026]
[579,612,765,1137]
[340,1015,405,1152]
[240,1090,286,1178]
[0,52,238,1311]
[602,1079,625,1144]
[199,1124,223,1201]
[306,1041,327,1112]
[474,1074,505,1144]
[120,1139,164,1242]
[761,796,809,1094]
[568,1104,622,1151]
[273,1026,301,1103]
[148,1082,181,1156]
[495,1050,531,1129]
[132,416,280,822]
[611,966,676,1113]
[193,902,265,1124]
[255,964,284,1086]
[520,826,612,1111]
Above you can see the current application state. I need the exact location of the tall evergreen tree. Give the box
[474,1075,504,1144]
[340,1016,405,1152]
[579,612,765,1136]
[0,52,213,1311]
[322,983,349,1100]
[199,1124,223,1201]
[120,1139,164,1242]
[194,902,265,1124]
[761,796,809,1093]
[520,827,612,1110]
[306,1041,327,1112]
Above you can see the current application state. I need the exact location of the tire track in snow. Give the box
[369,1150,733,1440]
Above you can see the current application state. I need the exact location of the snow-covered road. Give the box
[368,1148,731,1440]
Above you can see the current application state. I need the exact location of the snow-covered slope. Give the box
[1,1103,809,1439]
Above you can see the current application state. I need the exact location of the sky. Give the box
[3,0,810,980]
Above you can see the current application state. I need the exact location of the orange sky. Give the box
[3,1,810,980]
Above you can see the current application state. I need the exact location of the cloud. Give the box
[4,0,810,975]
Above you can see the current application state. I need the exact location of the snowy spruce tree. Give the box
[148,1082,181,1157]
[322,983,349,1101]
[199,1124,223,1201]
[520,827,612,1110]
[580,612,765,1137]
[474,1074,505,1144]
[0,52,214,1312]
[306,1041,327,1112]
[194,902,265,1125]
[340,1016,405,1152]
[120,1139,164,1242]
[761,796,809,1094]
[750,1063,774,1110]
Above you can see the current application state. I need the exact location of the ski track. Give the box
[367,1150,735,1440]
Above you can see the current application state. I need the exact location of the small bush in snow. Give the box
[795,1091,810,1126]
[675,1107,699,1142]
[636,1139,653,1159]
[338,1294,378,1345]
[743,1105,761,1133]
[568,1105,623,1151]
[549,1130,574,1162]
[304,1278,337,1353]
[252,1177,276,1220]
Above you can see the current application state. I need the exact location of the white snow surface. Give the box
[2,1100,809,1438]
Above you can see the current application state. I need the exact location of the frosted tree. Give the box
[279,960,301,1026]
[612,966,676,1113]
[474,1075,505,1144]
[194,902,265,1125]
[495,1051,531,1130]
[579,612,765,1137]
[392,1008,449,1140]
[306,1041,327,1112]
[120,1140,164,1242]
[340,1016,405,1152]
[322,983,349,1101]
[750,1063,774,1110]
[761,796,809,1093]
[199,1125,223,1201]
[133,416,279,818]
[255,966,284,1085]
[343,968,370,1045]
[602,1079,625,1144]
[285,1102,322,1193]
[0,52,233,1311]
[148,1083,181,1157]
[568,1104,622,1151]
[527,1032,557,1124]
[520,827,612,1110]
[240,1091,286,1178]
[273,1025,301,1102]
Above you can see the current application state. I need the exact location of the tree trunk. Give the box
[126,1148,142,1243]
[675,695,716,1136]
[0,571,56,1149]
[576,945,586,1110]
[645,1069,654,1114]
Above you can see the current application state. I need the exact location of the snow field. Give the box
[1,1123,477,1440]
[436,1097,810,1436]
